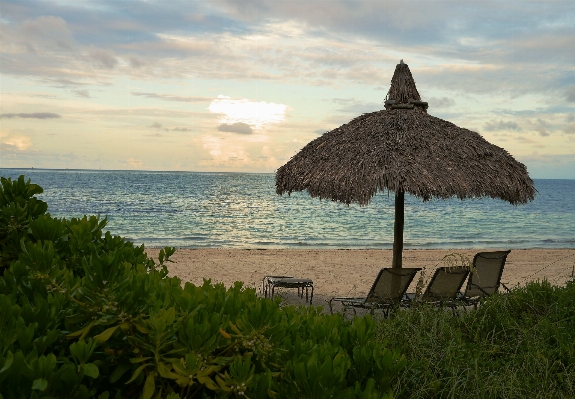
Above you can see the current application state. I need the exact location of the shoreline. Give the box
[147,248,575,307]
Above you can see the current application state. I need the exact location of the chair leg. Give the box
[329,299,334,314]
[310,286,314,305]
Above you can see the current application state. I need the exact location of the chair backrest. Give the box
[464,250,511,298]
[365,268,421,304]
[421,266,469,302]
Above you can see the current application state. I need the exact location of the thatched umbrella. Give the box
[276,60,535,268]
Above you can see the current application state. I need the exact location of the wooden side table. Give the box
[263,276,314,305]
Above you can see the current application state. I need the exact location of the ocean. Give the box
[1,168,574,249]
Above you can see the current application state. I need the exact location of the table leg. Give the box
[310,285,314,305]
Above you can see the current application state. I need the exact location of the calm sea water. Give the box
[1,168,574,249]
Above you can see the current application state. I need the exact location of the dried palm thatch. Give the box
[276,60,535,268]
[276,61,535,206]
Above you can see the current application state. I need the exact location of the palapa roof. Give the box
[276,60,535,206]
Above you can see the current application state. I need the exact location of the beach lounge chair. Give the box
[403,266,470,309]
[458,250,511,308]
[329,268,421,316]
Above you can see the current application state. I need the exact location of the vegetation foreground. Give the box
[0,175,574,398]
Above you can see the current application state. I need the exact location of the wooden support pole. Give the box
[392,190,405,269]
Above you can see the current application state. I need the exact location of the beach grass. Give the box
[377,279,575,398]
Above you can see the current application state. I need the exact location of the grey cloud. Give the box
[129,56,146,68]
[484,119,521,132]
[217,122,253,134]
[150,122,162,129]
[19,92,60,99]
[72,89,90,98]
[2,1,574,100]
[45,78,90,88]
[0,112,61,119]
[88,48,118,69]
[171,127,192,132]
[20,15,75,52]
[314,129,327,135]
[132,92,210,103]
[427,97,455,109]
[534,118,550,137]
[563,123,575,135]
[220,1,575,59]
[566,86,575,102]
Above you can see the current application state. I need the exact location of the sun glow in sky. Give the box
[0,1,574,178]
[208,96,287,129]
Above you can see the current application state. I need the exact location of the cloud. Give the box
[88,47,118,69]
[0,112,61,119]
[515,136,544,147]
[1,134,32,150]
[132,92,211,103]
[150,122,163,129]
[217,122,253,134]
[484,119,521,132]
[72,89,90,98]
[533,118,551,137]
[566,86,575,102]
[171,127,192,132]
[129,57,146,68]
[314,129,327,135]
[427,96,455,109]
[20,16,75,52]
[124,157,144,169]
[332,98,382,114]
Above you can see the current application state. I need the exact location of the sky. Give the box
[1,0,574,178]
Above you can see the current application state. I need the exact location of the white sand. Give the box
[147,248,575,308]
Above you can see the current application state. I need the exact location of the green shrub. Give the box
[0,175,406,398]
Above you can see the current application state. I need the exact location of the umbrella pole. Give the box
[392,190,405,269]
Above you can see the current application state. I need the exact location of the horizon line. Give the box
[0,167,573,180]
[0,166,275,175]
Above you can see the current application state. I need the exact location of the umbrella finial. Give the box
[385,61,428,111]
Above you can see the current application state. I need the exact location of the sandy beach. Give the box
[146,248,575,308]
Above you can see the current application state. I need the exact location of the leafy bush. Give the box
[0,176,406,399]
[378,278,575,398]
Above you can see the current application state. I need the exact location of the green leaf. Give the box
[126,363,149,384]
[32,378,48,391]
[0,351,14,374]
[197,376,219,391]
[67,320,96,339]
[110,363,132,383]
[142,372,156,399]
[83,363,99,378]
[94,325,119,344]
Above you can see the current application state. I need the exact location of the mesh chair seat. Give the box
[458,250,511,307]
[404,266,470,308]
[329,268,421,316]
